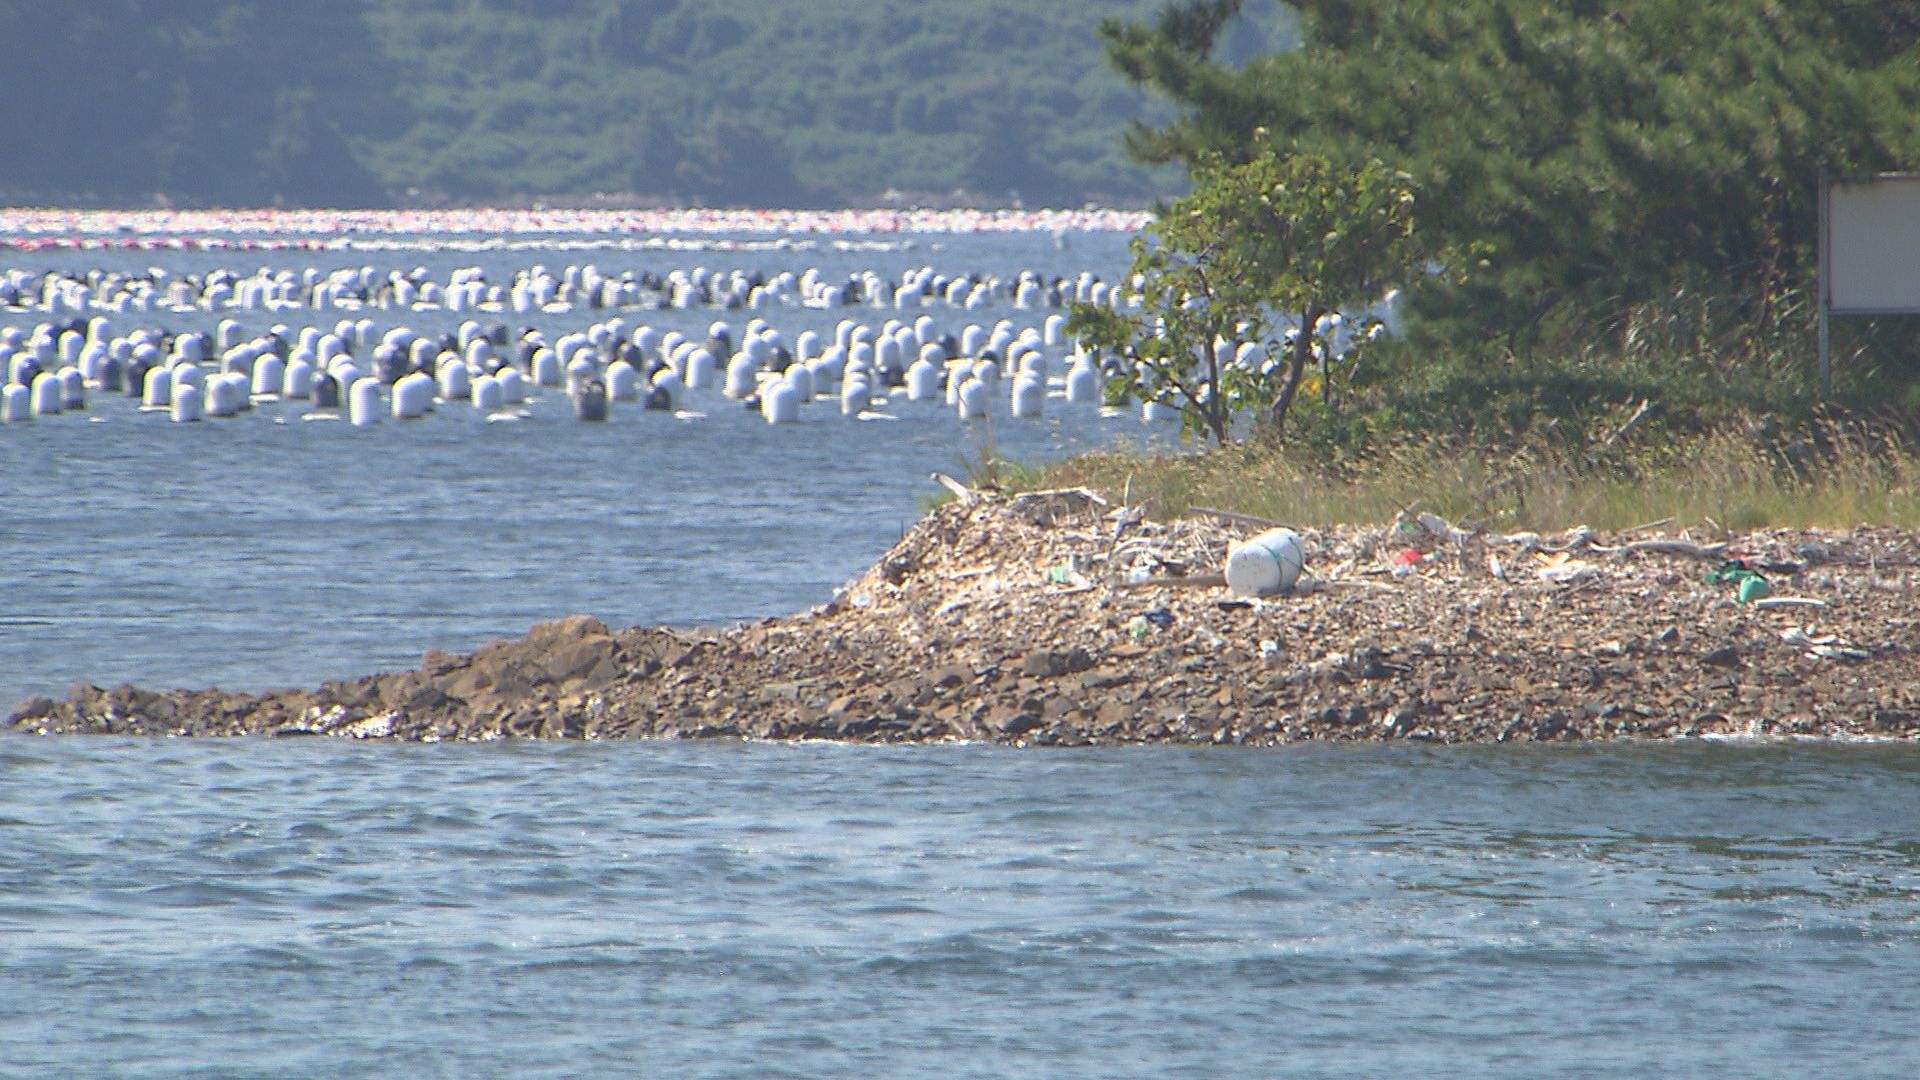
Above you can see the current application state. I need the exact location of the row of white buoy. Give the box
[15,296,1377,427]
[1,261,1132,319]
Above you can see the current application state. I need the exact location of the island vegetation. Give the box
[1038,0,1920,535]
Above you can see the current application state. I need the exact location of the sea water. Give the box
[0,228,1147,707]
[3,227,1917,1077]
[2,738,1916,1078]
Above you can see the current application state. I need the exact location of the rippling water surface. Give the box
[3,739,1916,1078]
[6,229,1918,1078]
[1,230,1144,706]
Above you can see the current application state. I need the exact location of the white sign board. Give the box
[1827,174,1920,314]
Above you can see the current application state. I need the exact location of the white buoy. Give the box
[1011,373,1045,418]
[30,371,63,415]
[905,359,941,401]
[472,374,504,411]
[283,357,314,399]
[142,364,171,407]
[724,353,758,399]
[1,383,29,421]
[684,348,716,390]
[497,366,527,404]
[761,378,800,424]
[252,355,286,398]
[206,373,247,417]
[840,375,872,415]
[605,360,640,401]
[393,371,435,418]
[171,382,205,423]
[438,360,472,402]
[531,348,560,387]
[349,376,382,426]
[1065,360,1099,404]
[59,366,86,410]
[957,377,988,420]
[171,362,205,394]
[783,362,814,402]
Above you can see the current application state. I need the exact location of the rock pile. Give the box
[13,491,1920,744]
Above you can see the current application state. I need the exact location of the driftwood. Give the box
[929,472,982,505]
[1189,507,1280,530]
[1589,538,1729,560]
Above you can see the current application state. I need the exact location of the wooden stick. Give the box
[1189,506,1279,529]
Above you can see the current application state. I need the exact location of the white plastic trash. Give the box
[1224,528,1305,596]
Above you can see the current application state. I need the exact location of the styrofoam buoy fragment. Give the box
[1225,528,1305,596]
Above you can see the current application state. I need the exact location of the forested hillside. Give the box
[0,0,1292,208]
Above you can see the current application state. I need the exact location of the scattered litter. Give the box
[1706,559,1771,604]
[1533,550,1596,583]
[1046,557,1090,588]
[1752,596,1827,611]
[1780,626,1871,661]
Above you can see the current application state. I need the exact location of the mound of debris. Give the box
[13,489,1920,744]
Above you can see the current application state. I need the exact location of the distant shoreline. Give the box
[0,207,1153,251]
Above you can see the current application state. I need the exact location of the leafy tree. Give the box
[1102,1,1920,347]
[1070,142,1427,445]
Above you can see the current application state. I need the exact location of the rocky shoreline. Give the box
[12,490,1920,744]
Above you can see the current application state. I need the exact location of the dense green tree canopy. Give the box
[1103,1,1920,343]
[0,0,1299,208]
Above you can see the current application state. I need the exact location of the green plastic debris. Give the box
[1706,560,1771,604]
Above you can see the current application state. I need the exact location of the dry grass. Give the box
[1035,415,1920,534]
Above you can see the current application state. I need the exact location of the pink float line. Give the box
[0,207,1151,247]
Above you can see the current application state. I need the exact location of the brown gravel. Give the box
[12,490,1920,744]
